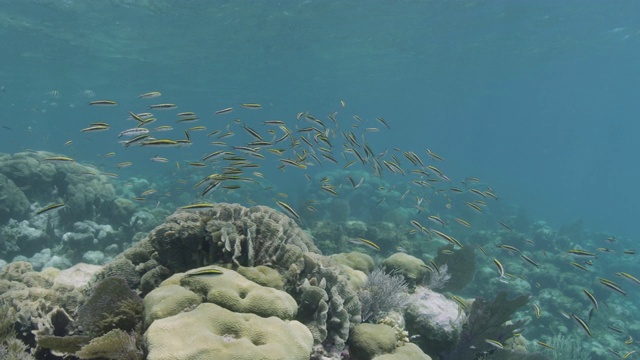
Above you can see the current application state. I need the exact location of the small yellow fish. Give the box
[34,203,65,215]
[185,267,224,276]
[89,100,117,106]
[139,91,161,99]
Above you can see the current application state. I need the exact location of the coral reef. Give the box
[0,151,123,226]
[0,151,157,264]
[89,203,362,353]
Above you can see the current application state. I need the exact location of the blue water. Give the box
[2,1,640,358]
[2,1,639,238]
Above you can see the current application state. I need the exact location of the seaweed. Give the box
[442,291,550,360]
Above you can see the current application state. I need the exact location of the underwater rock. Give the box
[344,220,367,238]
[22,248,53,271]
[62,221,116,251]
[81,250,107,265]
[53,263,102,288]
[92,202,319,290]
[145,302,313,360]
[43,256,72,270]
[404,286,464,355]
[12,249,72,272]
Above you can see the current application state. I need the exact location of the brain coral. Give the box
[144,267,298,323]
[145,302,313,360]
